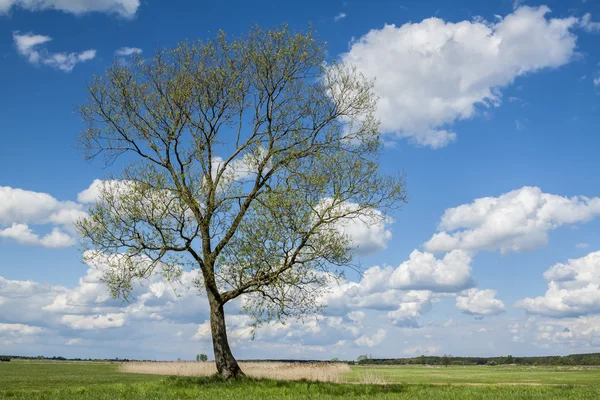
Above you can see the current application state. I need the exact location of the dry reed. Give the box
[120,361,352,383]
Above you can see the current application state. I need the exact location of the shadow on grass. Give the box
[164,375,408,396]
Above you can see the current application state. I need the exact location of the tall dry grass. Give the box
[120,361,351,382]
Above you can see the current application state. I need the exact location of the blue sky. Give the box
[2,0,600,361]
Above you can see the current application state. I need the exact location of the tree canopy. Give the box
[76,25,406,378]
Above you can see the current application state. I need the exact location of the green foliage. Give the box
[196,354,208,362]
[76,24,406,331]
[357,354,371,362]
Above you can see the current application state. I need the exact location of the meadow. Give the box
[1,359,600,399]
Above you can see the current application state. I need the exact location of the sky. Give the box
[1,0,600,361]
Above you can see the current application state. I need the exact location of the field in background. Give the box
[347,364,600,386]
[2,359,600,399]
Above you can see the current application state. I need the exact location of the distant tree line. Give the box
[0,355,154,363]
[355,353,600,366]
[6,353,600,366]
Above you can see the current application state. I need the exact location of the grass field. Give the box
[1,360,600,399]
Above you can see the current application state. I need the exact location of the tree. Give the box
[197,353,208,362]
[357,355,370,363]
[442,354,452,367]
[76,25,406,379]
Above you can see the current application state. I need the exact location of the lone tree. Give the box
[197,353,208,362]
[76,25,406,379]
[442,354,452,367]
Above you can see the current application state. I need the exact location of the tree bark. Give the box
[208,296,244,379]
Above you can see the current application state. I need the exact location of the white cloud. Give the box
[354,329,386,347]
[61,313,127,330]
[115,46,142,56]
[424,187,600,254]
[387,293,433,327]
[0,186,86,248]
[11,32,50,63]
[334,12,347,22]
[580,13,600,33]
[316,198,394,256]
[321,249,477,326]
[333,205,394,256]
[76,179,125,204]
[0,186,83,225]
[0,0,139,17]
[13,32,96,72]
[518,251,600,317]
[0,323,44,336]
[347,311,366,324]
[403,345,440,355]
[594,76,600,86]
[533,316,600,349]
[456,288,505,317]
[576,243,589,249]
[0,224,75,248]
[389,250,474,292]
[339,6,578,148]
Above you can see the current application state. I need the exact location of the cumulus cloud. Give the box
[580,13,600,33]
[0,186,86,248]
[0,186,83,226]
[456,288,505,317]
[0,323,45,346]
[518,251,600,318]
[321,249,478,326]
[534,316,600,349]
[0,323,44,336]
[387,292,433,327]
[321,265,435,318]
[354,329,386,347]
[13,32,96,72]
[115,46,142,56]
[339,6,578,148]
[424,187,600,254]
[61,313,126,330]
[192,313,363,352]
[389,250,474,292]
[329,203,394,256]
[77,179,123,204]
[0,0,139,17]
[0,224,75,248]
[0,245,457,356]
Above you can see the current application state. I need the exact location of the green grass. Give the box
[347,364,600,385]
[2,360,600,399]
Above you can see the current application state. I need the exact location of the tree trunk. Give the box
[208,297,244,379]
